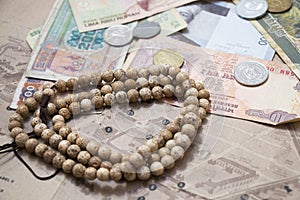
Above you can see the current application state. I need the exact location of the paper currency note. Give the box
[24,0,131,81]
[68,0,196,32]
[124,36,300,125]
[172,1,275,60]
[234,0,300,79]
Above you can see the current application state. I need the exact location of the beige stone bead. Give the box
[65,94,78,105]
[104,93,116,106]
[9,113,23,123]
[158,147,170,158]
[199,98,210,111]
[41,129,55,143]
[91,96,103,109]
[129,153,145,168]
[76,136,89,149]
[148,65,161,76]
[182,79,192,90]
[145,139,158,152]
[137,68,150,79]
[62,159,76,173]
[124,79,136,91]
[184,96,199,107]
[198,89,210,99]
[110,164,122,181]
[46,103,57,116]
[88,156,102,168]
[121,153,131,162]
[66,78,79,91]
[127,89,139,103]
[78,74,90,88]
[68,102,81,115]
[31,117,42,128]
[72,163,86,178]
[34,123,47,137]
[55,80,67,93]
[159,129,173,141]
[168,66,180,78]
[80,98,92,112]
[115,91,128,104]
[52,114,65,124]
[198,107,207,119]
[8,120,23,131]
[165,139,176,150]
[97,167,110,181]
[86,140,100,155]
[67,132,79,143]
[137,165,151,181]
[85,167,97,180]
[173,132,182,141]
[16,104,30,118]
[67,144,81,159]
[161,155,175,170]
[182,112,201,128]
[189,79,196,88]
[35,143,49,157]
[175,134,192,150]
[49,134,63,149]
[152,86,163,100]
[159,75,171,86]
[54,98,66,110]
[137,145,151,159]
[24,97,38,112]
[90,88,101,98]
[15,132,29,148]
[10,127,24,138]
[58,126,72,138]
[42,83,53,90]
[174,115,183,126]
[98,146,111,160]
[113,68,126,81]
[153,134,165,148]
[33,90,43,103]
[175,85,185,98]
[150,161,164,176]
[136,77,148,89]
[166,122,179,134]
[176,71,189,84]
[109,151,122,164]
[77,150,91,165]
[163,84,175,98]
[42,88,55,100]
[126,68,138,80]
[170,146,184,160]
[101,70,114,83]
[139,87,152,102]
[43,149,57,163]
[160,65,170,76]
[59,108,71,120]
[89,72,102,86]
[112,81,125,92]
[58,140,71,155]
[77,91,91,102]
[148,75,160,88]
[181,124,197,140]
[33,109,40,118]
[121,161,136,181]
[101,161,113,170]
[148,153,160,164]
[184,87,199,99]
[195,81,204,91]
[53,121,66,133]
[180,104,199,116]
[52,154,66,169]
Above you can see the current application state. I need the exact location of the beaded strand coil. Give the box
[8,65,210,182]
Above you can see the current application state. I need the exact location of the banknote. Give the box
[24,0,131,81]
[172,1,275,60]
[124,36,300,125]
[68,0,196,32]
[233,0,300,79]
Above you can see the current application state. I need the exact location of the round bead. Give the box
[175,85,185,98]
[41,129,55,143]
[126,68,138,80]
[42,88,55,100]
[62,159,76,173]
[150,161,164,176]
[195,81,204,91]
[110,164,122,181]
[66,78,79,91]
[97,146,111,160]
[24,97,38,112]
[90,72,102,86]
[112,81,125,92]
[54,98,66,110]
[49,134,63,149]
[67,132,79,143]
[145,139,158,152]
[85,167,97,180]
[46,103,57,116]
[80,99,92,112]
[170,146,184,160]
[198,107,207,119]
[148,153,160,164]
[181,124,197,140]
[67,144,81,159]
[92,96,103,109]
[58,126,72,138]
[88,156,102,168]
[16,104,29,118]
[76,136,89,149]
[101,70,114,82]
[24,138,39,153]
[58,140,71,155]
[115,91,128,104]
[90,88,101,97]
[153,134,165,148]
[33,90,43,103]
[77,91,91,102]
[181,104,199,115]
[182,79,192,90]
[137,145,151,159]
[72,163,86,178]
[168,66,180,78]
[96,167,110,181]
[109,151,122,164]
[166,122,179,134]
[127,89,139,103]
[55,80,67,93]
[52,154,66,169]
[148,65,161,76]
[52,115,65,124]
[159,75,171,86]
[15,133,29,148]
[182,112,201,128]
[165,139,176,150]
[86,140,100,155]
[9,113,23,123]
[124,79,136,91]
[160,65,170,76]
[198,89,210,99]
[113,68,126,81]
[137,68,150,79]
[139,87,152,102]
[161,155,175,169]
[42,83,53,90]
[31,117,42,128]
[101,161,113,170]
[199,98,210,111]
[43,149,57,163]
[137,165,151,181]
[163,84,175,98]
[34,123,47,137]
[176,71,189,84]
[53,121,65,133]
[184,96,199,107]
[175,134,192,150]
[104,93,116,106]
[129,153,145,168]
[121,161,136,181]
[65,94,78,105]
[10,127,24,138]
[35,143,49,157]
[136,77,148,89]
[184,87,198,99]
[158,147,170,158]
[77,151,91,165]
[148,75,160,88]
[59,108,71,120]
[152,86,163,100]
[8,120,23,131]
[78,75,90,88]
[68,102,81,115]
[159,129,173,141]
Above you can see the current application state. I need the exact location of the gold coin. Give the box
[153,49,184,68]
[266,0,293,13]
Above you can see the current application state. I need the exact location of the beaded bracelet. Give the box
[8,65,210,182]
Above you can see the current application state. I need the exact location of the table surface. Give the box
[1,0,300,200]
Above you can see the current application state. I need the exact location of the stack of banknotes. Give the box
[11,0,300,125]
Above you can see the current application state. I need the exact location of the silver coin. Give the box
[236,0,268,19]
[234,61,269,86]
[133,21,161,39]
[103,25,133,46]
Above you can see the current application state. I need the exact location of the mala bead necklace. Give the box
[8,65,210,182]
